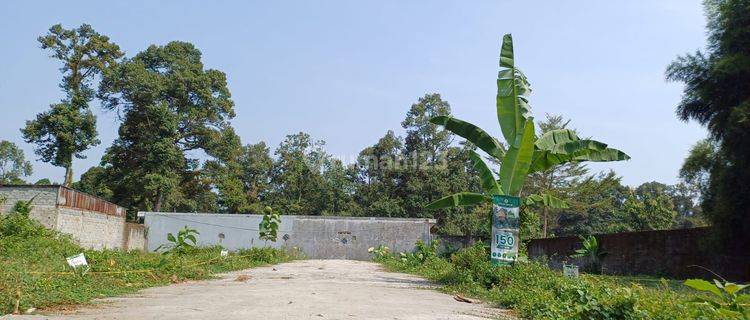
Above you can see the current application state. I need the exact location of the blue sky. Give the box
[0,1,707,186]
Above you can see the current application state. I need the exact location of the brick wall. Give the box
[528,227,750,281]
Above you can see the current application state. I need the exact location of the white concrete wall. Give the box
[143,212,435,260]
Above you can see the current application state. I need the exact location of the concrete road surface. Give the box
[9,260,513,320]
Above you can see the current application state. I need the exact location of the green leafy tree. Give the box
[0,141,33,184]
[426,34,629,220]
[34,178,52,185]
[353,130,405,217]
[73,166,113,199]
[555,171,630,236]
[22,24,122,186]
[666,0,750,251]
[268,132,328,214]
[98,41,236,214]
[523,115,587,237]
[622,191,677,231]
[240,142,274,213]
[204,127,249,213]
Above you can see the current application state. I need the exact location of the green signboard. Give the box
[491,195,520,266]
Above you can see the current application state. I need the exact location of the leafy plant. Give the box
[12,195,38,217]
[426,34,629,210]
[684,278,750,319]
[397,240,441,265]
[258,206,281,242]
[368,245,391,260]
[570,235,608,274]
[156,226,199,255]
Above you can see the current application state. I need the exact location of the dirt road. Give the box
[13,260,511,320]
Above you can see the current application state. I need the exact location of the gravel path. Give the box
[9,260,513,320]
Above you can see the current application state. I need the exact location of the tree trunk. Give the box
[154,191,164,212]
[542,207,549,238]
[64,165,74,187]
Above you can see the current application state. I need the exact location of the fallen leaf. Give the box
[235,275,251,282]
[453,294,474,303]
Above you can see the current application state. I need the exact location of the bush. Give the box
[378,243,724,320]
[0,214,299,314]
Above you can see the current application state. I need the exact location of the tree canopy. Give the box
[666,0,750,251]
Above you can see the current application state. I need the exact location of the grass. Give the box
[0,212,299,315]
[374,243,731,320]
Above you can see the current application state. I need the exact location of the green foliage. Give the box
[570,235,608,274]
[377,243,723,319]
[621,192,677,231]
[156,226,200,255]
[22,24,121,186]
[0,141,33,184]
[0,213,297,314]
[666,0,750,252]
[72,166,113,200]
[397,240,440,266]
[684,279,750,319]
[258,206,281,242]
[12,198,35,217]
[368,245,391,260]
[427,34,629,212]
[98,40,236,214]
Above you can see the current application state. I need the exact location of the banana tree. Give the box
[426,34,629,212]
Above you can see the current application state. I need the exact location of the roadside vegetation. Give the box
[373,243,736,320]
[0,207,299,315]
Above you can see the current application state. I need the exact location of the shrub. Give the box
[378,242,724,320]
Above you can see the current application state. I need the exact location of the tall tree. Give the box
[204,127,249,213]
[98,41,235,214]
[666,0,750,251]
[268,132,328,214]
[399,93,453,218]
[523,115,589,237]
[240,142,274,213]
[0,141,33,184]
[353,130,406,217]
[22,24,122,186]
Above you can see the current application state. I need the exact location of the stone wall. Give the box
[143,212,435,260]
[527,227,750,281]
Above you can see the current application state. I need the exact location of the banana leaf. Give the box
[498,118,535,196]
[431,116,505,160]
[468,151,501,195]
[529,146,630,173]
[425,192,492,209]
[525,193,569,209]
[534,129,580,150]
[497,34,532,146]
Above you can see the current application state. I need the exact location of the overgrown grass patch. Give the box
[0,213,299,315]
[376,243,728,320]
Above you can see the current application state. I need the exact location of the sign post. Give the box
[491,195,520,266]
